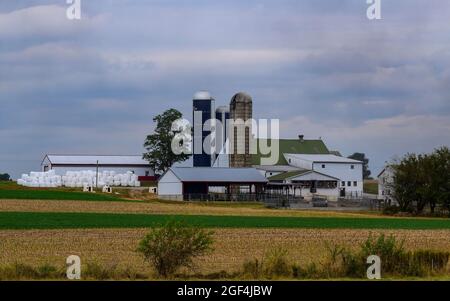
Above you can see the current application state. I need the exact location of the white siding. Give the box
[158,170,183,196]
[283,154,313,169]
[313,162,363,196]
[49,166,153,177]
[378,166,395,202]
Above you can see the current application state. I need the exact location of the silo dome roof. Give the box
[193,91,212,100]
[230,92,252,103]
[216,105,230,113]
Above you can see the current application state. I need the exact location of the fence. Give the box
[178,193,387,210]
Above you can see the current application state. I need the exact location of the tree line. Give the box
[391,146,450,215]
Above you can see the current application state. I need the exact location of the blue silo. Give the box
[192,91,215,167]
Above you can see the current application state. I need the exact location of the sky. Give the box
[0,0,449,179]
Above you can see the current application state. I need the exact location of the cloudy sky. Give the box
[1,0,449,178]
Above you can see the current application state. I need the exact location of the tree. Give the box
[143,109,190,174]
[391,147,450,215]
[348,153,371,179]
[0,173,11,181]
[136,221,214,278]
[430,147,450,213]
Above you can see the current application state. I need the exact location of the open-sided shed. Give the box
[158,167,268,201]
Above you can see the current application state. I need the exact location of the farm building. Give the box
[157,91,364,202]
[378,165,396,204]
[266,170,340,201]
[158,167,268,201]
[252,137,364,199]
[41,155,155,178]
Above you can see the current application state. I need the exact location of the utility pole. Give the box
[96,160,99,188]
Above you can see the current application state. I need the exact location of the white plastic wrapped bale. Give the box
[17,170,63,188]
[18,170,142,188]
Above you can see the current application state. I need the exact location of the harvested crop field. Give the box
[0,199,383,218]
[0,228,449,276]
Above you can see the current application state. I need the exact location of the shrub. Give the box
[36,263,62,279]
[84,262,117,280]
[382,205,401,215]
[321,243,346,278]
[3,263,38,279]
[263,248,291,279]
[336,234,450,278]
[292,262,320,279]
[121,266,147,280]
[409,250,450,276]
[241,248,291,279]
[0,263,62,280]
[242,258,264,279]
[359,234,405,274]
[136,221,214,278]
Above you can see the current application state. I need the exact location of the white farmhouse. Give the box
[377,165,396,204]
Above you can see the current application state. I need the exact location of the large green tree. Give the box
[392,146,450,214]
[143,109,190,174]
[0,173,11,181]
[348,152,371,179]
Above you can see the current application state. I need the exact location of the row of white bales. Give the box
[17,170,141,188]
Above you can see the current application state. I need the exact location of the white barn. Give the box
[41,155,154,177]
[282,154,363,198]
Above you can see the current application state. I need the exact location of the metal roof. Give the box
[253,165,302,172]
[284,154,363,164]
[44,155,149,165]
[268,170,339,181]
[252,138,330,165]
[168,167,268,183]
[268,170,311,181]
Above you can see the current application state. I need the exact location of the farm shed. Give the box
[158,167,268,201]
[41,155,155,178]
[267,170,340,201]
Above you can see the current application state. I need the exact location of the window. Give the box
[341,181,345,187]
[145,171,150,176]
[353,181,357,186]
[351,165,354,169]
[347,181,351,186]
[321,164,326,168]
[288,158,291,163]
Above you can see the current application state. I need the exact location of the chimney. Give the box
[298,135,304,142]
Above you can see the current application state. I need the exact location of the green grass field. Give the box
[1,211,450,230]
[0,189,128,202]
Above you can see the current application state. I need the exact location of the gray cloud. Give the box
[0,0,449,178]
